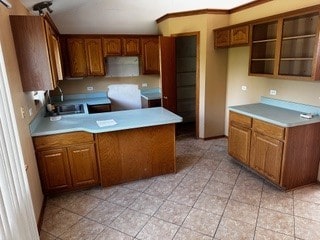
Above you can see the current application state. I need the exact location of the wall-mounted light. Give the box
[32,1,53,16]
[0,0,12,8]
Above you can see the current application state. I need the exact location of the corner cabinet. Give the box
[228,111,320,189]
[33,132,99,194]
[249,10,320,80]
[214,25,249,48]
[141,37,160,74]
[10,16,63,91]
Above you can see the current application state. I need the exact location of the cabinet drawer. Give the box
[229,111,252,128]
[33,132,94,150]
[252,119,285,140]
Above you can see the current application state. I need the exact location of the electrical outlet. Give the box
[241,85,247,91]
[87,86,94,91]
[28,108,33,117]
[270,89,277,95]
[142,83,147,87]
[20,107,26,119]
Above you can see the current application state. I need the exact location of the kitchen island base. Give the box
[97,124,176,186]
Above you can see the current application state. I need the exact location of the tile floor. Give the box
[40,134,320,240]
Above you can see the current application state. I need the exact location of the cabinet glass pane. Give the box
[282,13,318,37]
[252,41,276,59]
[250,60,274,74]
[252,21,278,41]
[281,37,315,58]
[279,60,312,77]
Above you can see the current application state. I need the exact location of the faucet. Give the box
[57,86,64,102]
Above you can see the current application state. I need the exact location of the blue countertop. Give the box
[30,105,182,137]
[229,97,320,127]
[140,88,161,100]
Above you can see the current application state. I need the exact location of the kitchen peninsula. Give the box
[31,102,182,194]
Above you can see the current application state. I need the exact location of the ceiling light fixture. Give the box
[32,1,53,16]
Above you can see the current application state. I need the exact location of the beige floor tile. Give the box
[294,184,320,204]
[145,179,178,199]
[230,187,262,206]
[194,192,228,215]
[107,187,141,207]
[39,231,56,240]
[262,182,292,196]
[121,178,155,192]
[154,200,191,225]
[59,218,105,240]
[136,217,179,240]
[129,193,163,215]
[235,170,264,192]
[179,173,209,190]
[257,208,294,236]
[41,209,82,237]
[42,204,62,221]
[216,159,242,174]
[48,191,101,216]
[110,209,150,237]
[255,227,294,240]
[294,199,320,222]
[84,185,122,200]
[182,208,221,237]
[260,190,293,214]
[168,185,202,206]
[173,227,212,240]
[86,201,126,225]
[95,226,133,240]
[187,165,215,180]
[215,217,255,240]
[203,179,234,198]
[295,216,320,240]
[156,172,185,185]
[212,170,239,185]
[223,199,259,225]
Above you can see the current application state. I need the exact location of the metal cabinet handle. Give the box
[163,96,168,99]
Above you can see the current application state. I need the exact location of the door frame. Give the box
[172,32,200,138]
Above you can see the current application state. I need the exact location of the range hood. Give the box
[106,56,139,77]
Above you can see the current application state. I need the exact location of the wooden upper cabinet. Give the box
[214,25,249,48]
[66,37,105,77]
[10,15,62,91]
[249,9,320,80]
[214,29,230,48]
[141,37,160,74]
[67,38,88,77]
[102,37,122,56]
[122,38,140,55]
[84,38,105,76]
[230,25,249,45]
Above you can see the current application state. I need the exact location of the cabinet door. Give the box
[122,38,140,55]
[85,38,105,76]
[45,21,63,86]
[228,124,251,165]
[37,148,72,193]
[230,25,249,46]
[67,38,88,77]
[214,29,230,48]
[67,143,99,188]
[250,132,283,184]
[141,37,160,74]
[102,38,122,56]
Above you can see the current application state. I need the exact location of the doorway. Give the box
[175,34,198,137]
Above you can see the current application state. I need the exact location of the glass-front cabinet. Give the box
[249,9,320,80]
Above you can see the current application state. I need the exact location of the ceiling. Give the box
[19,0,256,34]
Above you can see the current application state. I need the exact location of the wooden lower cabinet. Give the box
[67,144,99,188]
[96,124,176,186]
[228,111,320,189]
[228,124,251,165]
[250,132,283,184]
[37,148,72,192]
[34,132,99,194]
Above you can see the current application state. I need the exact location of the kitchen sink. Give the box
[46,104,85,116]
